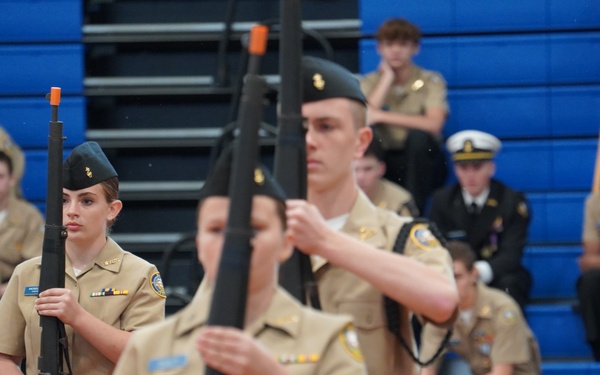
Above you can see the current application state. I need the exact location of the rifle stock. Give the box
[38,87,69,375]
[274,0,321,308]
[204,24,269,375]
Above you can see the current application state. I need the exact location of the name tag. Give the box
[24,286,39,296]
[147,355,188,372]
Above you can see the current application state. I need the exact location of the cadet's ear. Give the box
[278,234,294,264]
[107,199,123,222]
[355,126,373,159]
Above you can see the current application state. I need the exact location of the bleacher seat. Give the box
[527,192,587,243]
[360,33,600,88]
[523,245,581,299]
[21,150,73,204]
[542,361,600,375]
[0,45,84,95]
[0,0,82,43]
[360,0,600,35]
[527,304,592,359]
[445,86,600,139]
[0,97,86,149]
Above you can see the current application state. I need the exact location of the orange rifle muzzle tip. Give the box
[50,87,61,106]
[248,25,269,56]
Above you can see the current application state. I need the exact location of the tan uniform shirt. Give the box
[371,178,418,217]
[113,282,367,375]
[360,65,449,150]
[421,283,541,375]
[0,126,25,198]
[0,237,166,375]
[0,197,44,283]
[582,193,600,242]
[314,191,454,375]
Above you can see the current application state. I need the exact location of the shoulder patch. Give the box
[338,323,363,362]
[409,223,440,251]
[150,271,166,298]
[499,306,518,326]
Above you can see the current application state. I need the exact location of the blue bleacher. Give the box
[360,0,600,368]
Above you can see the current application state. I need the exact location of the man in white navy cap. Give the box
[428,130,532,312]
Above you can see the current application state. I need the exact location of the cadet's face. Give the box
[354,155,385,196]
[196,196,292,294]
[0,161,13,203]
[377,40,419,69]
[63,184,121,244]
[453,260,477,304]
[454,161,495,197]
[302,98,371,193]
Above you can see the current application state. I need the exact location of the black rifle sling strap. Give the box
[383,218,452,367]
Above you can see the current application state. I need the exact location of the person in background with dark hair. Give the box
[284,55,457,375]
[355,138,419,217]
[429,130,531,313]
[113,148,368,375]
[0,150,44,298]
[0,141,165,375]
[360,18,449,213]
[420,241,541,375]
[578,192,600,360]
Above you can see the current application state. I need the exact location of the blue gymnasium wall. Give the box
[0,0,86,209]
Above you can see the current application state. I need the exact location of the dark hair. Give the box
[99,176,119,228]
[375,18,421,44]
[363,138,386,162]
[446,240,476,271]
[0,151,13,175]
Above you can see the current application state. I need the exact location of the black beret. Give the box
[302,56,367,106]
[63,141,118,190]
[199,146,286,203]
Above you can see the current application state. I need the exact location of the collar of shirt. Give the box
[462,187,490,211]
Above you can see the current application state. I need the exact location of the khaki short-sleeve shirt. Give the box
[0,197,44,283]
[313,191,454,375]
[371,178,419,217]
[421,283,541,375]
[360,65,449,149]
[113,283,367,375]
[0,237,166,374]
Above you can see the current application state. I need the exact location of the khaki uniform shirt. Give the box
[113,282,367,375]
[314,191,454,375]
[0,126,25,198]
[371,178,419,217]
[421,283,541,375]
[0,197,44,283]
[582,193,600,242]
[0,237,166,375]
[360,65,448,150]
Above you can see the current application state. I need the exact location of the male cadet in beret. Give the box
[578,192,600,360]
[0,141,165,375]
[0,150,44,298]
[113,147,367,375]
[420,241,541,375]
[355,138,420,217]
[283,56,458,375]
[360,18,449,213]
[429,130,532,313]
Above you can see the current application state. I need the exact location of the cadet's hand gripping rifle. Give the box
[204,24,269,375]
[38,87,71,375]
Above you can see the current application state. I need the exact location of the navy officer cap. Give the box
[63,141,118,190]
[302,56,367,106]
[199,146,286,203]
[446,130,502,163]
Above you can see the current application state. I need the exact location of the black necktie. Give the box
[470,202,479,215]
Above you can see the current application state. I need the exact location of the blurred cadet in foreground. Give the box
[114,147,368,375]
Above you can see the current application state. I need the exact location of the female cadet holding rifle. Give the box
[0,141,166,374]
